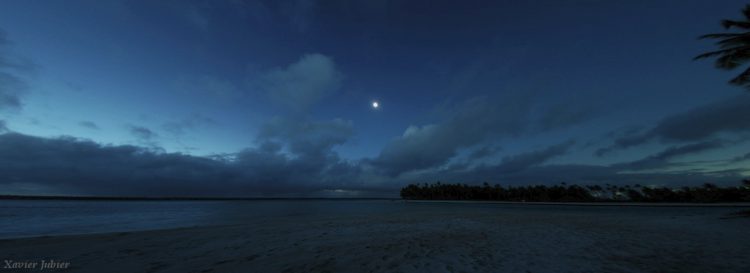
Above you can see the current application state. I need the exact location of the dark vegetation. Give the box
[400,179,750,203]
[696,4,750,90]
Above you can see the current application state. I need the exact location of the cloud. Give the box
[598,94,750,155]
[130,126,157,140]
[0,73,25,111]
[614,140,726,170]
[0,131,371,197]
[493,140,575,174]
[536,104,598,131]
[367,90,603,177]
[594,127,649,156]
[79,121,100,130]
[732,152,750,163]
[419,140,747,187]
[257,116,353,160]
[489,164,745,187]
[0,133,223,196]
[0,120,7,132]
[251,117,359,191]
[260,53,342,111]
[648,95,750,141]
[468,145,502,161]
[369,96,532,176]
[232,142,363,195]
[0,29,31,112]
[433,160,747,188]
[0,130,745,197]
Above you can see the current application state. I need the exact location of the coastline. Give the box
[403,200,750,207]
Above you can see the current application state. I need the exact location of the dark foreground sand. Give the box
[1,204,749,273]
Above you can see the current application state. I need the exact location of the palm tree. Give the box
[695,4,750,90]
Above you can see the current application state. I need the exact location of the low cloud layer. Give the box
[536,104,598,132]
[370,96,532,176]
[433,143,745,187]
[614,140,726,170]
[0,133,225,196]
[0,132,367,197]
[0,128,745,197]
[468,146,502,161]
[598,94,750,155]
[732,152,750,163]
[368,93,603,177]
[493,140,575,174]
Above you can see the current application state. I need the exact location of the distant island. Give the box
[401,180,750,203]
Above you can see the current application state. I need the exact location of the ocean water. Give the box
[0,199,743,239]
[0,199,408,239]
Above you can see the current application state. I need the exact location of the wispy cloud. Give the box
[0,29,34,112]
[368,95,534,176]
[79,121,100,130]
[130,126,157,141]
[597,94,750,156]
[614,140,727,170]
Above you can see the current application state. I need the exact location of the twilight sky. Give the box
[0,0,749,197]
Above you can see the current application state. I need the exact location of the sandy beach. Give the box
[1,202,749,273]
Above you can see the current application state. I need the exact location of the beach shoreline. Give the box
[404,200,750,207]
[1,203,748,273]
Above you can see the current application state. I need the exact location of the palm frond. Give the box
[694,46,750,60]
[743,4,750,20]
[721,19,750,29]
[715,52,750,69]
[698,33,744,39]
[716,34,750,48]
[729,66,750,87]
[700,5,750,92]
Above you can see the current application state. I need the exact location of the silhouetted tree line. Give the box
[400,179,750,203]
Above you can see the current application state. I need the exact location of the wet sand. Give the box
[1,204,749,273]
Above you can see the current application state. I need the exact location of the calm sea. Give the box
[0,199,743,239]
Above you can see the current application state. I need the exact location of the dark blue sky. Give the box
[0,0,749,197]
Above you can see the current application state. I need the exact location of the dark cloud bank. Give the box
[0,131,367,197]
